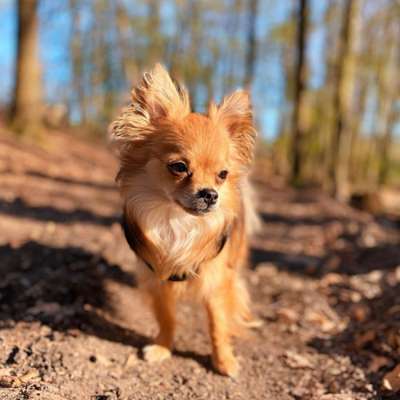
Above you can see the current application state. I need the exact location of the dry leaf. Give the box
[350,303,370,322]
[320,273,344,288]
[284,351,313,369]
[383,364,400,391]
[0,374,14,388]
[368,355,391,373]
[305,310,336,332]
[19,369,40,383]
[354,330,376,349]
[276,308,299,324]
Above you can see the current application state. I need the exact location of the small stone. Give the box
[125,354,137,368]
[96,354,112,367]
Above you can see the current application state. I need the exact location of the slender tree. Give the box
[329,0,361,201]
[11,0,44,135]
[69,0,89,124]
[290,0,308,185]
[243,0,258,87]
[377,20,400,185]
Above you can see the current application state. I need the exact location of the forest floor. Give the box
[0,128,400,400]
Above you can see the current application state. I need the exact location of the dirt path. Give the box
[0,131,399,400]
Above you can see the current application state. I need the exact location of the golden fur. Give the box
[110,64,259,377]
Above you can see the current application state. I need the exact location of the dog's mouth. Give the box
[174,200,214,216]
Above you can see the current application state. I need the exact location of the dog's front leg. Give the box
[205,286,239,378]
[143,284,176,362]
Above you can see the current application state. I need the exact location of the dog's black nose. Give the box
[197,188,218,205]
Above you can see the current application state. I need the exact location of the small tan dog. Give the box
[110,64,259,377]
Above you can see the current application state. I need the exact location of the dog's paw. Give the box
[143,344,171,363]
[213,354,240,378]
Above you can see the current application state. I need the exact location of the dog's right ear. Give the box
[109,64,190,147]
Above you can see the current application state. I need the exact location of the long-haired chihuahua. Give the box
[109,64,260,377]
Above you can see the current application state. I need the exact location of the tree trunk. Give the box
[379,105,397,185]
[69,0,89,124]
[243,0,258,87]
[290,0,308,185]
[377,24,400,186]
[329,0,361,201]
[11,0,43,135]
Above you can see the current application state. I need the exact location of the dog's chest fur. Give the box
[125,196,228,278]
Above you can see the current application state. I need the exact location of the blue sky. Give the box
[0,0,340,139]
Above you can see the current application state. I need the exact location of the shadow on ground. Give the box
[0,240,217,371]
[0,197,119,226]
[26,170,116,191]
[0,241,149,350]
[251,208,400,277]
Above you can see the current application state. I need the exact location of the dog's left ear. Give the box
[209,90,256,167]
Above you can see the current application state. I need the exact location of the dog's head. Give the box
[110,64,256,215]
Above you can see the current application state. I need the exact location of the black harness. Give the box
[143,259,188,282]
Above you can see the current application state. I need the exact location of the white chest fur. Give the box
[126,192,226,277]
[147,206,223,264]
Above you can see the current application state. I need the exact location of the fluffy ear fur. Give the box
[109,64,190,147]
[209,90,256,167]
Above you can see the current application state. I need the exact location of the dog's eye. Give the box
[218,170,228,180]
[168,161,188,174]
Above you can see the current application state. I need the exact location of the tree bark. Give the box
[329,0,361,201]
[377,23,400,186]
[290,0,308,185]
[243,0,258,87]
[11,0,43,135]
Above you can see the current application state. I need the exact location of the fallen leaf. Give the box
[354,330,376,349]
[0,374,14,388]
[383,364,400,391]
[19,369,40,383]
[368,355,391,373]
[350,303,370,322]
[320,273,344,288]
[305,310,336,332]
[284,351,313,369]
[276,308,299,324]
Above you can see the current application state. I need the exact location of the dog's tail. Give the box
[242,177,262,237]
[228,275,263,337]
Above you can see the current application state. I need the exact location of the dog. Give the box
[109,64,260,377]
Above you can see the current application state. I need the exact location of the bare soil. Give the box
[0,129,399,400]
